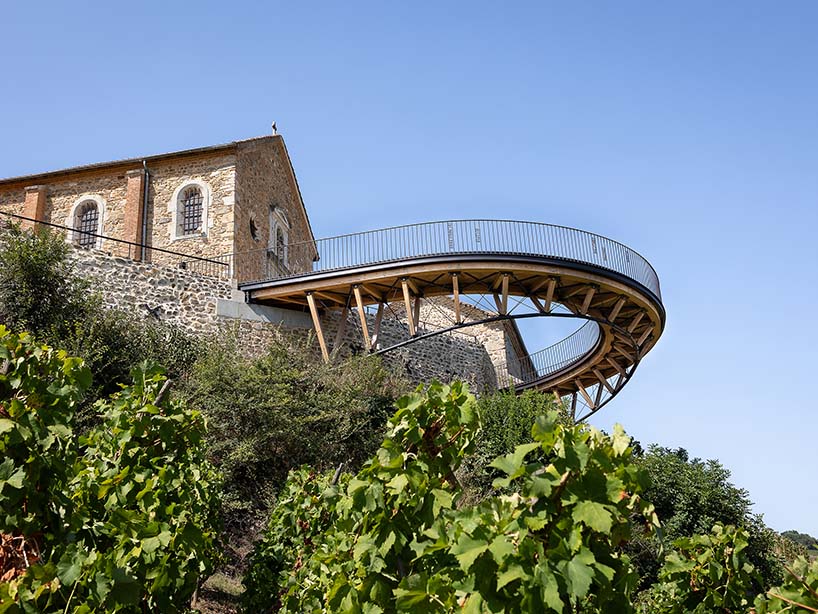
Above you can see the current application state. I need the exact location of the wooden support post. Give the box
[371,302,384,350]
[353,286,370,350]
[580,286,596,315]
[637,327,652,347]
[451,273,462,324]
[544,277,556,313]
[593,368,616,394]
[594,379,605,408]
[552,390,562,405]
[306,293,329,362]
[608,296,626,322]
[530,295,547,314]
[627,311,645,333]
[575,379,595,409]
[606,356,627,378]
[413,295,421,334]
[493,293,504,315]
[491,273,505,291]
[501,273,509,316]
[332,304,349,353]
[401,279,416,337]
[405,277,421,297]
[570,392,578,422]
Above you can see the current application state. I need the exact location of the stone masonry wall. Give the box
[143,153,237,265]
[233,136,316,282]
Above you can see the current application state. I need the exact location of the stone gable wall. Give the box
[233,137,315,282]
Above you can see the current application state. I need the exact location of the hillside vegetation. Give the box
[1,224,816,613]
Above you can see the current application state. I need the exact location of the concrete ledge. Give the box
[216,298,311,328]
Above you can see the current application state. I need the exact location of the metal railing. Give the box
[236,219,661,299]
[496,320,601,389]
[0,211,231,279]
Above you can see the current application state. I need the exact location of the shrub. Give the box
[178,334,407,525]
[756,556,818,613]
[0,328,220,612]
[244,382,658,613]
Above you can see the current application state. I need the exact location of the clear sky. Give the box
[2,2,816,535]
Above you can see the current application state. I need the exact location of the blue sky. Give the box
[2,2,816,535]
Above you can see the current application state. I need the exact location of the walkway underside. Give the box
[241,253,665,421]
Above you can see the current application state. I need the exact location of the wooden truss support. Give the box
[353,286,370,350]
[405,277,421,297]
[360,283,384,302]
[605,356,627,379]
[613,344,635,362]
[332,304,349,353]
[371,302,384,350]
[608,296,626,323]
[451,273,462,324]
[580,286,597,315]
[594,379,605,408]
[413,296,422,333]
[575,379,595,409]
[306,293,329,362]
[401,279,416,337]
[593,368,616,395]
[544,277,556,313]
[501,273,509,316]
[627,311,645,333]
[637,327,652,347]
[570,392,578,422]
[530,295,547,314]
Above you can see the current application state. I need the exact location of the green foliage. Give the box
[637,524,760,614]
[756,557,818,613]
[0,328,220,613]
[244,382,658,613]
[0,223,201,425]
[781,532,818,558]
[179,335,405,524]
[630,446,782,589]
[458,389,570,502]
[0,224,90,338]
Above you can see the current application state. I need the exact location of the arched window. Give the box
[170,180,211,240]
[67,195,105,249]
[180,187,203,235]
[268,205,290,272]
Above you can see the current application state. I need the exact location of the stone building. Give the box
[0,132,532,392]
[0,134,316,282]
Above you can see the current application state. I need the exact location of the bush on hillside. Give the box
[0,327,220,612]
[178,334,408,526]
[0,223,201,426]
[243,382,659,613]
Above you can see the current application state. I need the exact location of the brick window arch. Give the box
[169,180,211,241]
[66,195,105,249]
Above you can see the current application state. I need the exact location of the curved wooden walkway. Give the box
[238,220,665,421]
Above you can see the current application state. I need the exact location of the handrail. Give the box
[0,210,231,278]
[236,219,661,299]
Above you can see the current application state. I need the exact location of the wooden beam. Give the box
[493,293,504,315]
[371,302,384,350]
[530,295,547,314]
[594,379,605,408]
[613,344,634,362]
[360,282,384,302]
[401,279,416,337]
[332,304,349,353]
[314,290,346,304]
[491,272,505,291]
[608,296,626,322]
[451,273,462,324]
[306,293,329,362]
[543,277,556,313]
[627,311,645,333]
[413,295,421,333]
[605,356,627,378]
[580,286,597,315]
[575,379,595,409]
[593,368,616,395]
[570,392,578,422]
[353,286,370,350]
[529,275,554,294]
[637,327,652,347]
[501,273,509,315]
[405,277,421,296]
